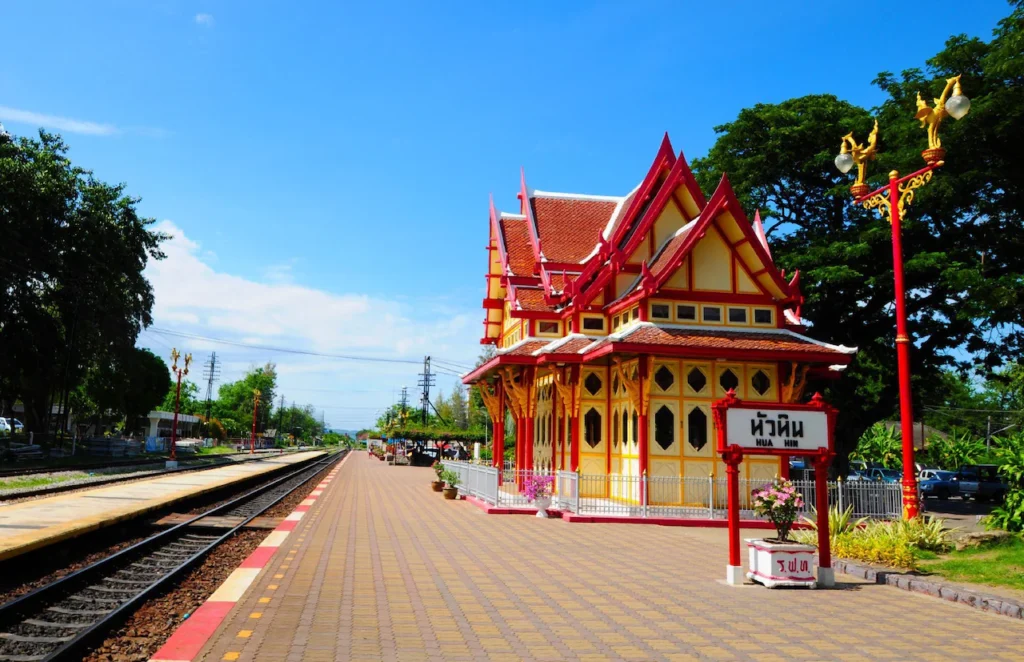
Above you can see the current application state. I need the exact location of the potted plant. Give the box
[746,479,816,588]
[521,474,555,517]
[430,462,445,492]
[441,469,460,499]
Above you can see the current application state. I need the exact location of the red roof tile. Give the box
[599,326,851,356]
[541,337,594,354]
[515,288,558,312]
[502,340,550,356]
[499,217,535,276]
[531,197,618,263]
[647,226,695,278]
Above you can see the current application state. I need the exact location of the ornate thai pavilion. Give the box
[464,135,855,495]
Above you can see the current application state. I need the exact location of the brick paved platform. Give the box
[0,451,323,561]
[197,453,1024,661]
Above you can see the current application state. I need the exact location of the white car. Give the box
[8,418,24,433]
[0,418,11,435]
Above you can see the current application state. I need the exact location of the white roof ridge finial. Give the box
[753,209,771,260]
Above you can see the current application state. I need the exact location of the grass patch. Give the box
[195,446,237,455]
[0,473,88,490]
[919,536,1024,593]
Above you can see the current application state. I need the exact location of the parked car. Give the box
[864,467,901,483]
[10,418,24,433]
[919,469,957,500]
[952,465,1008,502]
[0,418,10,435]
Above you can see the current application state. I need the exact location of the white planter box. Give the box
[533,495,551,518]
[746,539,817,588]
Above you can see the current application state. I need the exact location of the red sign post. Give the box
[712,390,838,588]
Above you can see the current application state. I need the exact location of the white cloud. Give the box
[195,13,214,27]
[142,221,481,428]
[0,105,117,136]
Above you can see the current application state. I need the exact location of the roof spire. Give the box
[753,209,771,260]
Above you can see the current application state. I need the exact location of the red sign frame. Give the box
[711,391,838,459]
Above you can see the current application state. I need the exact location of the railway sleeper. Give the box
[45,607,110,616]
[23,620,90,630]
[0,632,73,643]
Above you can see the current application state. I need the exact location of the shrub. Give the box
[432,461,445,480]
[986,433,1024,532]
[849,424,902,469]
[793,505,867,546]
[751,479,803,542]
[797,514,952,570]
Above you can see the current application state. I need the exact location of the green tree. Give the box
[691,3,1024,462]
[161,379,202,416]
[213,363,277,434]
[0,129,166,433]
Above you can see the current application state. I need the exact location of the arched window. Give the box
[622,407,629,447]
[584,407,602,448]
[613,409,620,448]
[632,410,639,446]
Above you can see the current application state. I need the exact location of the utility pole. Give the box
[418,356,436,425]
[399,386,409,416]
[202,352,220,435]
[277,395,285,443]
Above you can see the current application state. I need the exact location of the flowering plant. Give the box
[751,479,804,542]
[521,475,554,502]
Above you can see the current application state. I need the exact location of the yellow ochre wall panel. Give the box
[627,237,650,265]
[653,199,687,249]
[692,229,732,291]
[615,273,637,299]
[664,257,689,290]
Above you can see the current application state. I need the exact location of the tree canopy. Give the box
[691,1,1024,460]
[0,129,166,432]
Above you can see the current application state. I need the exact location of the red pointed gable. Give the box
[497,216,535,277]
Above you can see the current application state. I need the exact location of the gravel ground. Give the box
[81,462,334,662]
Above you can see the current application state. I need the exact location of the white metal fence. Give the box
[442,461,903,520]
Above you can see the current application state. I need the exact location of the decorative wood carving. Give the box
[552,368,574,419]
[781,362,809,404]
[500,368,526,419]
[476,382,502,424]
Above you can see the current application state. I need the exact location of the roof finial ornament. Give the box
[753,209,771,260]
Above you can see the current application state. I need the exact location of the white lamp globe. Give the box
[834,152,855,174]
[945,94,970,120]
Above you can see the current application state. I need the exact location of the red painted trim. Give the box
[154,601,236,661]
[582,341,852,366]
[482,298,504,310]
[240,546,278,568]
[609,133,678,249]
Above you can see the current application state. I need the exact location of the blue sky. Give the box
[1,0,1011,428]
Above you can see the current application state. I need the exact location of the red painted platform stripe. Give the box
[153,600,235,661]
[240,546,277,568]
[275,519,299,532]
[294,505,311,512]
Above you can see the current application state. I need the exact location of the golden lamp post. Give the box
[250,388,261,455]
[169,349,193,468]
[834,75,970,519]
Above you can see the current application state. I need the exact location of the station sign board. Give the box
[724,408,829,453]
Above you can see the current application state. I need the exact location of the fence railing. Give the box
[442,462,903,520]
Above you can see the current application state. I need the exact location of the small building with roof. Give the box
[463,134,856,499]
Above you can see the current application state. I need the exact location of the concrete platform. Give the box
[182,453,1023,661]
[0,451,323,561]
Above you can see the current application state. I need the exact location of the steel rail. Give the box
[0,450,345,662]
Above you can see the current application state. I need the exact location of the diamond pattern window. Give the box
[654,405,675,451]
[654,365,675,391]
[751,370,771,396]
[688,407,708,452]
[719,368,740,392]
[584,372,602,396]
[584,408,602,448]
[686,367,707,393]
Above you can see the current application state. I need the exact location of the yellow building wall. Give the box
[571,359,782,505]
[692,226,732,292]
[653,198,687,249]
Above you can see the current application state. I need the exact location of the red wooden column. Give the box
[493,380,505,472]
[724,446,744,585]
[813,452,835,587]
[523,368,535,475]
[637,356,650,503]
[569,366,581,472]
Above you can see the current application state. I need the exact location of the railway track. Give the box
[0,450,345,661]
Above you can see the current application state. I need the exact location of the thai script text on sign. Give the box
[725,408,829,452]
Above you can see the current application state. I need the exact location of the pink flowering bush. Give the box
[751,479,804,542]
[521,475,554,502]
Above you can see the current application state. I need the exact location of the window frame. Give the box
[536,320,561,337]
[701,305,724,325]
[753,307,775,327]
[581,314,606,334]
[676,304,697,323]
[727,307,749,325]
[649,302,671,320]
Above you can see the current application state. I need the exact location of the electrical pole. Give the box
[418,356,436,425]
[277,395,285,443]
[202,352,220,435]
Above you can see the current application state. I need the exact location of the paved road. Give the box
[201,453,1024,661]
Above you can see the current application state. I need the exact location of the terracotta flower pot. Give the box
[431,480,445,492]
[443,486,458,500]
